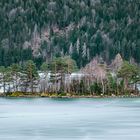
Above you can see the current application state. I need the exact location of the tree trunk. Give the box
[31,79,34,94]
[124,78,128,90]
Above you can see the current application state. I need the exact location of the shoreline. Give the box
[0,93,140,99]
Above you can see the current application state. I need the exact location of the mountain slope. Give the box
[0,0,139,68]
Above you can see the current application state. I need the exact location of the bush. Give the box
[10,92,24,97]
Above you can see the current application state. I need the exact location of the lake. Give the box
[0,98,140,140]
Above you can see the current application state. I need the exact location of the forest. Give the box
[0,54,140,97]
[0,0,140,68]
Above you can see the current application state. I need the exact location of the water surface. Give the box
[0,97,140,140]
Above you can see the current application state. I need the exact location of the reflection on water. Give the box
[0,98,140,140]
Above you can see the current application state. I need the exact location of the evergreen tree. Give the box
[23,60,38,93]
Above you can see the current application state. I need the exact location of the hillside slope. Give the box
[0,0,139,67]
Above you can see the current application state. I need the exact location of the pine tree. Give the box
[24,60,38,93]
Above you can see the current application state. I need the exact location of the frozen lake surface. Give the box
[0,97,140,140]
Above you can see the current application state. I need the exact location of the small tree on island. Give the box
[11,64,21,92]
[0,66,8,93]
[22,60,38,94]
[118,61,140,92]
[48,56,78,94]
